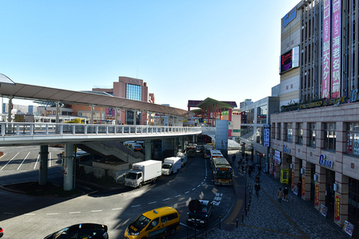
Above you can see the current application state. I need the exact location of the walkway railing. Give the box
[1,122,202,138]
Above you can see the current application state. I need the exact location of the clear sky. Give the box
[1,0,298,110]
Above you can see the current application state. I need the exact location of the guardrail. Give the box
[1,122,202,138]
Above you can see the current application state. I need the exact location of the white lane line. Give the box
[34,155,40,169]
[3,212,14,215]
[175,195,181,198]
[24,213,35,216]
[197,185,201,187]
[91,210,102,213]
[69,212,81,214]
[192,188,196,191]
[0,152,19,170]
[112,208,122,211]
[46,213,58,215]
[17,152,30,170]
[185,191,189,194]
[163,198,170,201]
[131,205,141,208]
[148,201,157,204]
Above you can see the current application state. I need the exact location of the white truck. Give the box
[176,151,188,167]
[162,157,182,175]
[124,160,162,188]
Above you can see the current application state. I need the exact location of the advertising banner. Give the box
[343,220,354,237]
[280,169,289,184]
[315,182,320,210]
[332,0,341,98]
[322,0,331,99]
[301,175,306,198]
[354,133,359,155]
[274,150,281,165]
[334,192,341,225]
[264,125,270,147]
[320,204,328,217]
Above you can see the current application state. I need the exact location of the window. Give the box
[256,126,263,144]
[278,123,281,140]
[297,123,303,145]
[324,123,336,151]
[126,84,142,101]
[349,178,359,224]
[256,105,267,124]
[242,109,254,124]
[309,123,316,147]
[346,122,359,155]
[285,123,293,143]
[272,123,275,139]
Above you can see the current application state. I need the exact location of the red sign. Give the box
[314,182,320,209]
[291,171,294,189]
[334,192,341,225]
[301,175,305,198]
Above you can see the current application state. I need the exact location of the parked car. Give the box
[187,200,213,227]
[44,223,108,239]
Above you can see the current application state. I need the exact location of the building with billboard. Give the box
[270,0,359,233]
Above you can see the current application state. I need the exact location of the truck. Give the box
[162,157,182,175]
[176,151,188,167]
[124,160,162,188]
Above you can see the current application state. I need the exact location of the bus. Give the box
[210,149,223,164]
[211,157,233,185]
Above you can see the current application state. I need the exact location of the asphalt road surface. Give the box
[0,146,235,238]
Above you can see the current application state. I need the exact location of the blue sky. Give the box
[1,0,298,109]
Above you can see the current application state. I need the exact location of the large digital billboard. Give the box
[280,46,299,74]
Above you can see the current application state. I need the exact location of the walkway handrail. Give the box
[0,122,202,138]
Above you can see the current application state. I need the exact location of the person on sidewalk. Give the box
[255,182,260,197]
[277,188,283,203]
[283,185,289,202]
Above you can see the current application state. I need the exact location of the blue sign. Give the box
[283,7,297,28]
[319,154,334,168]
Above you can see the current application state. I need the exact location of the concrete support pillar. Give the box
[39,145,49,185]
[134,110,137,126]
[63,144,74,191]
[175,137,180,155]
[7,96,13,122]
[179,137,185,152]
[192,135,195,144]
[302,160,312,201]
[90,106,94,124]
[145,140,152,161]
[316,165,326,209]
[115,108,119,124]
[335,173,349,226]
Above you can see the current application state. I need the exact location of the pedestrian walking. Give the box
[283,185,289,202]
[255,182,260,197]
[277,188,283,203]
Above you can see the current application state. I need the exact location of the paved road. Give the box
[199,152,351,239]
[0,147,235,238]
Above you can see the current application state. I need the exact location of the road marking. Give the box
[197,185,201,187]
[91,210,102,213]
[34,155,40,169]
[3,212,14,215]
[192,188,196,191]
[131,205,141,208]
[24,213,35,216]
[69,212,81,214]
[112,208,122,211]
[46,213,58,215]
[17,152,30,170]
[185,191,189,194]
[149,201,157,204]
[0,152,19,170]
[163,198,170,201]
[175,194,181,198]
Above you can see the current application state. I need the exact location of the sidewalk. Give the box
[201,155,350,239]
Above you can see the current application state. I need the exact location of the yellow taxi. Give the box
[124,206,180,239]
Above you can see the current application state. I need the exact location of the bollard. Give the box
[236,217,239,228]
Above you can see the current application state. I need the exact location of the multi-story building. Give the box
[240,96,279,173]
[270,0,359,233]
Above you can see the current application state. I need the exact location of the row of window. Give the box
[272,122,359,155]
